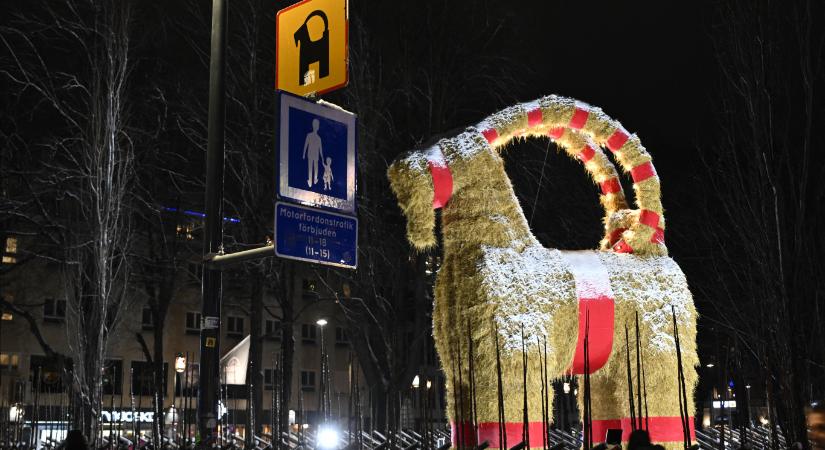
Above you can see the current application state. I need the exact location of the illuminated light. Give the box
[702,414,711,428]
[218,401,227,418]
[175,353,186,373]
[317,425,340,449]
[712,400,736,409]
[706,363,714,368]
[9,404,24,422]
[164,406,178,425]
[563,382,571,394]
[316,319,328,327]
[745,384,751,389]
[759,416,769,425]
[426,380,432,389]
[411,375,420,389]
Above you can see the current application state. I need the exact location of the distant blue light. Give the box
[162,206,240,223]
[728,380,735,388]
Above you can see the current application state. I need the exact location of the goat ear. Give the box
[387,152,437,250]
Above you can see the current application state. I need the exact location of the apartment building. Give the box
[0,232,369,441]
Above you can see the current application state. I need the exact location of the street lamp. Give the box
[316,318,329,421]
[175,353,186,373]
[411,375,420,389]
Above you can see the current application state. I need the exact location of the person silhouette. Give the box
[322,157,334,190]
[302,118,324,187]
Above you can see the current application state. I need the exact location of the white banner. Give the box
[219,335,250,385]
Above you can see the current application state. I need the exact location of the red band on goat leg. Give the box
[590,417,696,443]
[562,251,615,374]
[590,419,623,444]
[451,421,549,449]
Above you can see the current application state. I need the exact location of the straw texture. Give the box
[388,95,697,449]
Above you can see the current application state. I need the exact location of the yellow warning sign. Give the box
[276,0,348,96]
[205,337,216,348]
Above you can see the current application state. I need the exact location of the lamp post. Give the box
[316,319,329,423]
[173,354,186,444]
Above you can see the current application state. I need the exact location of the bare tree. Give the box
[694,0,825,443]
[0,0,136,442]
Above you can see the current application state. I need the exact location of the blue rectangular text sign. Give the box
[274,202,357,269]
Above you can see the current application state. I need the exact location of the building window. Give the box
[300,370,315,391]
[223,384,247,399]
[227,316,244,338]
[1,293,13,321]
[265,319,281,340]
[302,278,317,301]
[131,361,167,397]
[102,360,123,395]
[141,307,154,330]
[3,236,18,264]
[176,222,195,241]
[43,298,67,322]
[302,278,317,292]
[185,312,201,334]
[264,368,275,390]
[335,326,349,346]
[30,355,68,393]
[0,353,20,371]
[301,323,317,343]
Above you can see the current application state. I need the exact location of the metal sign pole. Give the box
[198,0,227,447]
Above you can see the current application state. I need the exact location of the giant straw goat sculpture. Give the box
[388,95,698,450]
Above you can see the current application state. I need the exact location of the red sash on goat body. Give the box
[561,251,615,374]
[424,146,615,372]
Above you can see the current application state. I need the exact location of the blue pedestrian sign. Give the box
[274,202,357,269]
[279,92,356,213]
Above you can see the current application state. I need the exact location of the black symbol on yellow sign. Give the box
[295,11,329,86]
[277,0,348,96]
[205,337,216,348]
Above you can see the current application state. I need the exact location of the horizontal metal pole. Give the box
[204,244,274,268]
